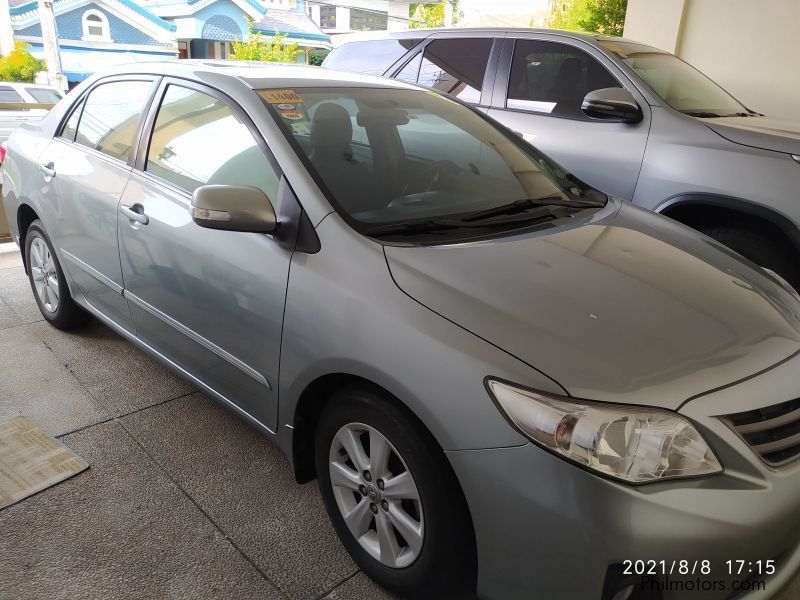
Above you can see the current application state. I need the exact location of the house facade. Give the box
[306,0,411,40]
[8,0,330,86]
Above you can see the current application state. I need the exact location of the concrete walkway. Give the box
[0,246,391,600]
[0,243,798,599]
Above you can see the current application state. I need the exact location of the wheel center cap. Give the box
[366,484,379,501]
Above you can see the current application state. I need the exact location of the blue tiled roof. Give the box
[252,8,329,41]
[11,0,176,31]
[187,0,265,16]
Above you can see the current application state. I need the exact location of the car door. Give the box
[36,77,158,331]
[488,36,650,199]
[118,80,291,431]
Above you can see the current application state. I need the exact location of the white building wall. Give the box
[309,1,410,33]
[624,0,800,121]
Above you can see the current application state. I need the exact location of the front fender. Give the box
[277,215,561,460]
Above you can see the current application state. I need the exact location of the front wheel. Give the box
[700,226,800,290]
[25,220,90,330]
[315,387,476,599]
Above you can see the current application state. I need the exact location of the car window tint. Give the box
[146,85,280,198]
[394,52,422,84]
[507,40,620,118]
[324,39,419,76]
[75,80,153,161]
[60,101,82,141]
[0,86,24,103]
[417,38,492,104]
[25,87,62,104]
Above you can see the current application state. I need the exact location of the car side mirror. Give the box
[581,88,643,123]
[191,185,278,233]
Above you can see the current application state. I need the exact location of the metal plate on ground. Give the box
[0,416,88,509]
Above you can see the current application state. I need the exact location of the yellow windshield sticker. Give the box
[260,89,304,104]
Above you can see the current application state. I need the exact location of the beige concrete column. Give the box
[623,0,687,53]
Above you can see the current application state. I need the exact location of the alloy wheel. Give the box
[328,422,424,568]
[30,237,59,313]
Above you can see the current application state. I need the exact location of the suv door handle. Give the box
[39,162,56,179]
[120,203,149,225]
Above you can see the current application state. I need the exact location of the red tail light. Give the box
[0,142,6,165]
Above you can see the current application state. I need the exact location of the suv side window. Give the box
[0,86,23,103]
[507,40,620,118]
[416,38,493,104]
[324,39,420,76]
[75,80,154,161]
[146,85,280,198]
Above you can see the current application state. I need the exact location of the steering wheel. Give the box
[402,160,461,196]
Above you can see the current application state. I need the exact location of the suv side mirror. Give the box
[191,185,278,233]
[581,88,643,123]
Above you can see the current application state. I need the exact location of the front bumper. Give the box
[448,356,800,599]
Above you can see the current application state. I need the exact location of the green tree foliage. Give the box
[546,0,627,36]
[409,2,444,28]
[546,0,589,31]
[0,42,45,83]
[231,24,300,63]
[578,0,627,36]
[308,49,329,66]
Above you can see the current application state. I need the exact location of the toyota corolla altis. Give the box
[3,62,800,599]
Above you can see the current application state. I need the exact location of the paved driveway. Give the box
[0,247,392,600]
[0,244,798,600]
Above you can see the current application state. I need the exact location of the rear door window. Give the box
[507,39,620,118]
[75,80,154,161]
[416,38,493,104]
[145,85,280,198]
[324,39,420,76]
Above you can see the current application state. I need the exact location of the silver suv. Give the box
[325,29,800,288]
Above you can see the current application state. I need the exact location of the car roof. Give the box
[93,60,421,91]
[0,81,62,91]
[331,27,647,47]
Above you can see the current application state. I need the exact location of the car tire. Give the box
[25,220,90,330]
[315,386,477,599]
[701,226,800,290]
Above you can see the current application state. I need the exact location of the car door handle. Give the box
[119,204,149,225]
[39,162,56,179]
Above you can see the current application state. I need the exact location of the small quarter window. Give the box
[394,52,422,84]
[60,100,83,141]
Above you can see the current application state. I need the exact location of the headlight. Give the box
[486,379,722,484]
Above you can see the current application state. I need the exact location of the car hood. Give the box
[385,202,800,410]
[701,115,800,155]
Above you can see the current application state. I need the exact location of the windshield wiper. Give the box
[363,210,565,238]
[363,219,461,237]
[682,111,722,118]
[459,196,603,222]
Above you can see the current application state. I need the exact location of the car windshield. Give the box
[260,86,603,239]
[600,41,750,117]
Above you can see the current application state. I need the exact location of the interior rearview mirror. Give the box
[191,185,278,233]
[581,88,643,123]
